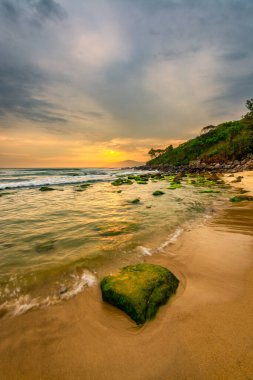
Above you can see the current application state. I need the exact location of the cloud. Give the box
[35,0,67,20]
[1,0,67,24]
[0,62,68,123]
[1,0,253,167]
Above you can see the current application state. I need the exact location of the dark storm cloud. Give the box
[1,0,67,23]
[0,0,67,124]
[99,0,253,129]
[35,0,67,20]
[0,59,67,123]
[1,0,253,139]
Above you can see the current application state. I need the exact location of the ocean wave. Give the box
[0,174,113,190]
[158,227,184,251]
[0,168,147,190]
[0,269,97,319]
[138,246,153,256]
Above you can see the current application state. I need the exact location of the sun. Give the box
[102,149,125,162]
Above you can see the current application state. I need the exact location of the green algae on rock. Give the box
[100,263,179,324]
[130,198,140,204]
[199,189,221,193]
[230,195,253,202]
[152,190,165,196]
[111,178,133,186]
[168,183,182,190]
[39,186,55,191]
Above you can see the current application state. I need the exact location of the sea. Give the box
[0,168,232,318]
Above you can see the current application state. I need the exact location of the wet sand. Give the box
[0,173,253,379]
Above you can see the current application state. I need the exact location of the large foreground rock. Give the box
[100,263,179,324]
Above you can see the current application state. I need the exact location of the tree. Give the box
[148,148,156,159]
[246,98,253,114]
[201,125,216,134]
[243,98,253,119]
[165,144,173,153]
[148,148,165,159]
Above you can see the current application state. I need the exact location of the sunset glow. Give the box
[1,1,252,167]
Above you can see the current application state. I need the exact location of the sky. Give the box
[1,0,253,167]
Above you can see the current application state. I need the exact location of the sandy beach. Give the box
[0,172,253,380]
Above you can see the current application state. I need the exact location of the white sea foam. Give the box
[60,270,97,300]
[0,168,151,190]
[138,246,153,256]
[0,270,97,318]
[0,175,112,190]
[157,227,184,252]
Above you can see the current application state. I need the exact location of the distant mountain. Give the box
[111,160,145,168]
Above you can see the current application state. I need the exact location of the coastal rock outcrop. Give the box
[100,263,179,324]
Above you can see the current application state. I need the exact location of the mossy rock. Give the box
[0,192,11,197]
[152,190,165,196]
[112,178,133,186]
[199,190,220,194]
[100,263,179,324]
[230,195,253,202]
[79,183,92,188]
[35,240,55,253]
[130,198,140,204]
[39,186,55,191]
[168,183,182,190]
[239,189,250,194]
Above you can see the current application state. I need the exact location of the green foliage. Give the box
[147,106,253,166]
[245,98,253,115]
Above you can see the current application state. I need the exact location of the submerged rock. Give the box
[111,178,133,186]
[39,186,55,191]
[168,183,182,190]
[152,190,165,196]
[230,195,253,202]
[35,241,55,253]
[0,192,11,197]
[199,189,220,193]
[100,263,179,324]
[130,198,140,204]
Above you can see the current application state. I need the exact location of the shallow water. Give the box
[0,168,232,317]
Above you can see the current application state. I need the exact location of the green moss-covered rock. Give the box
[79,183,92,188]
[230,195,253,202]
[0,192,11,197]
[199,189,220,193]
[168,183,182,190]
[39,186,55,191]
[100,263,179,324]
[112,178,133,186]
[152,190,165,196]
[130,198,140,204]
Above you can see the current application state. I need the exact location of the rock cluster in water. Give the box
[100,263,179,324]
[136,154,253,174]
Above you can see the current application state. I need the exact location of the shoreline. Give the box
[0,173,253,379]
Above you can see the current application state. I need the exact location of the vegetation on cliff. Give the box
[147,99,253,166]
